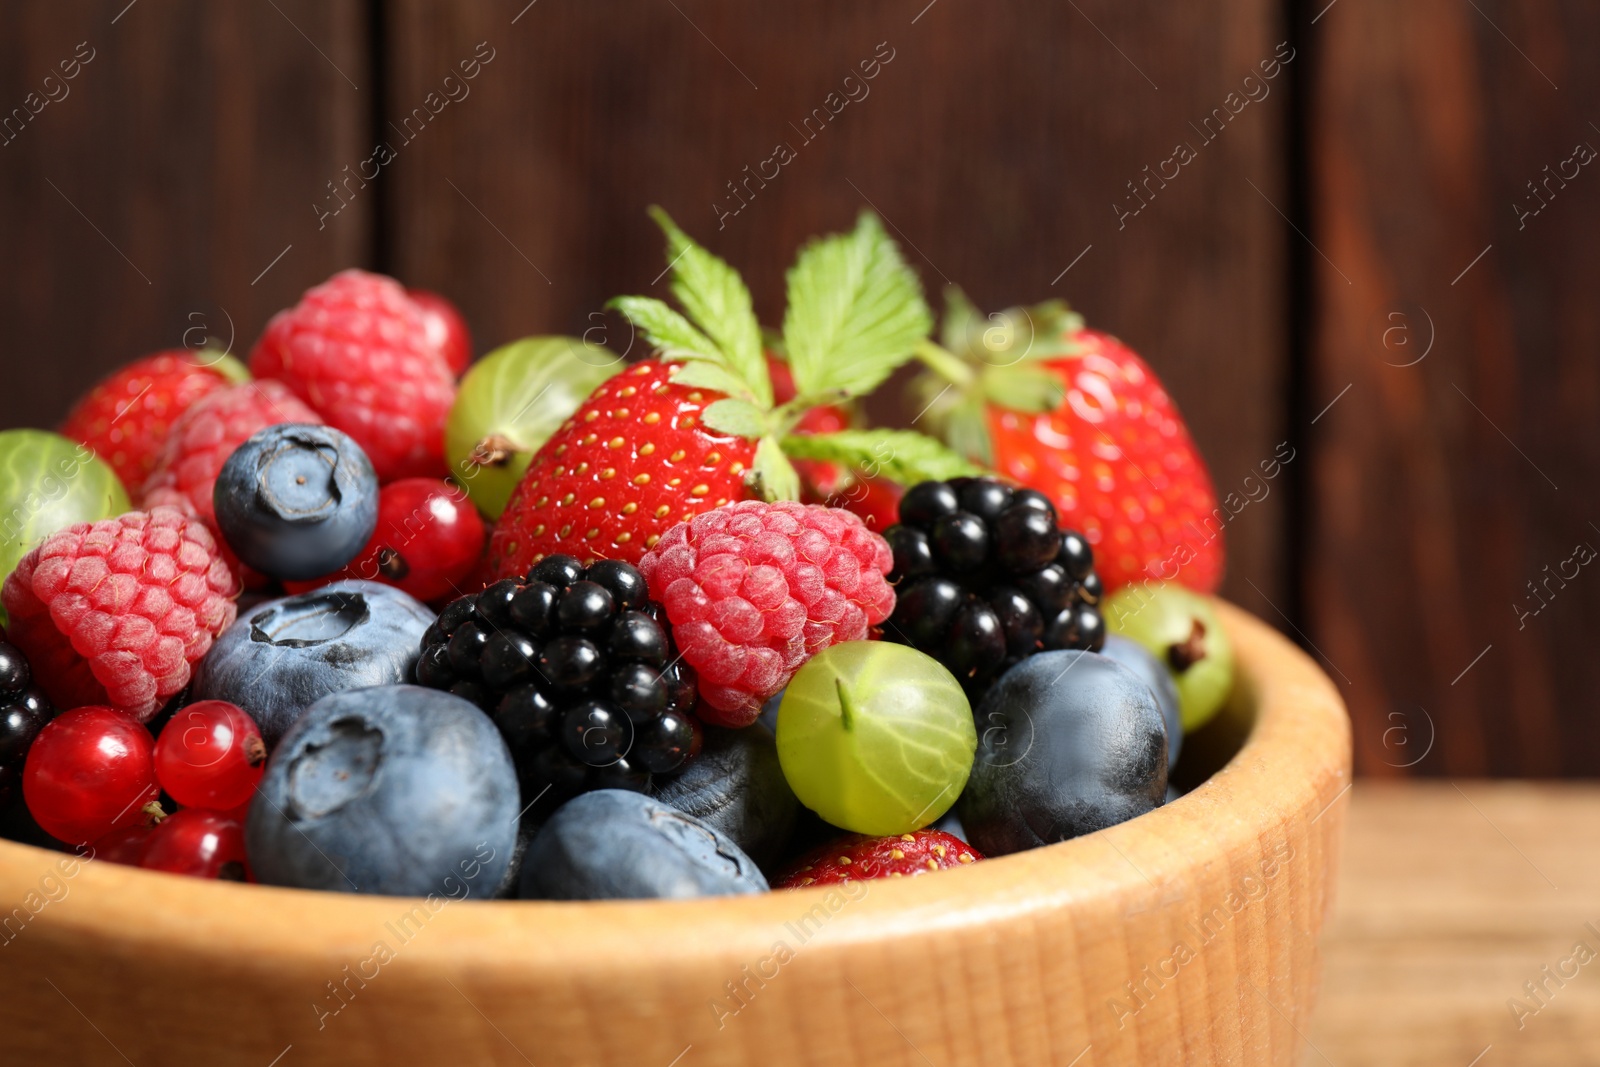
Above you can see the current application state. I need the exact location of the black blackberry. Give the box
[0,634,53,809]
[882,476,1104,703]
[415,556,700,806]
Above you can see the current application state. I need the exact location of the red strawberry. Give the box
[60,351,247,492]
[250,270,456,481]
[776,829,982,888]
[488,209,962,580]
[408,288,473,376]
[917,297,1223,593]
[487,360,757,573]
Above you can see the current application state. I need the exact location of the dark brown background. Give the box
[0,0,1591,777]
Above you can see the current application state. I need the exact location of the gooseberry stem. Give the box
[834,678,856,732]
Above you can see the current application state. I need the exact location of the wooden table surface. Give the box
[1308,782,1600,1066]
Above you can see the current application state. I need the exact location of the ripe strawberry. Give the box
[487,209,968,581]
[776,829,982,888]
[60,351,249,492]
[915,295,1223,593]
[487,360,756,572]
[249,270,456,481]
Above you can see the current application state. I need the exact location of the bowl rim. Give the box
[0,599,1351,975]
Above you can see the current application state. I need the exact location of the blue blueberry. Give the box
[1099,633,1183,769]
[931,808,967,841]
[957,650,1167,856]
[247,684,518,897]
[651,722,798,869]
[519,790,768,900]
[213,423,378,580]
[192,580,434,745]
[756,690,782,734]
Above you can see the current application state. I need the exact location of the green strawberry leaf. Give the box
[944,396,994,468]
[982,364,1067,414]
[780,429,983,486]
[1009,299,1085,362]
[750,435,801,502]
[649,207,771,407]
[700,397,771,438]
[781,212,933,404]
[668,360,759,401]
[939,286,980,354]
[605,296,722,365]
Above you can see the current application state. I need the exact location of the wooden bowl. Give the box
[0,601,1349,1066]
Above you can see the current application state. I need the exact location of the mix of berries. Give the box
[283,477,486,602]
[0,210,1238,904]
[139,379,323,526]
[60,350,247,493]
[883,476,1104,703]
[249,270,457,482]
[415,556,700,800]
[638,499,895,725]
[911,296,1223,593]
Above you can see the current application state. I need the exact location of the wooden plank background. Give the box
[0,0,1594,779]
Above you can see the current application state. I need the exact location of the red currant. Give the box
[408,288,472,376]
[153,700,266,810]
[284,478,486,602]
[139,808,249,880]
[91,821,155,866]
[23,707,159,845]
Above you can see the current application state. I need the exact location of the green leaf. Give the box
[605,296,721,363]
[750,435,801,501]
[700,398,770,438]
[939,286,979,353]
[667,360,757,400]
[1010,299,1086,362]
[781,212,933,403]
[649,207,770,406]
[944,397,994,468]
[780,429,983,486]
[982,364,1067,413]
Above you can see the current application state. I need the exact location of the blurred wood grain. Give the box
[0,0,371,425]
[1307,0,1600,776]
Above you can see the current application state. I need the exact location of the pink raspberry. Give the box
[249,270,457,481]
[638,501,896,727]
[2,507,240,721]
[140,379,321,525]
